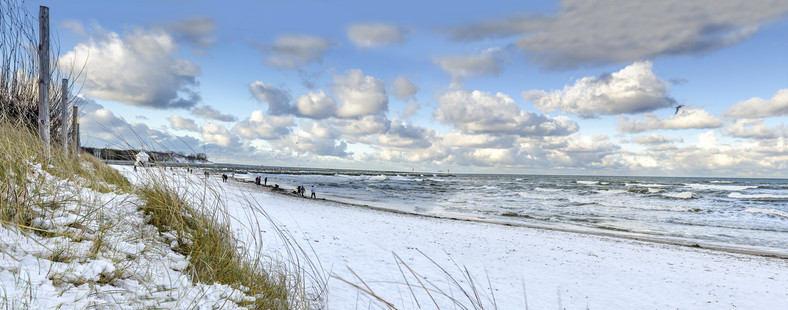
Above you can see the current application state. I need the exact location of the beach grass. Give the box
[138,175,293,309]
[0,118,320,308]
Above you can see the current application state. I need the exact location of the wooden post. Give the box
[38,6,50,149]
[61,79,68,154]
[71,106,78,154]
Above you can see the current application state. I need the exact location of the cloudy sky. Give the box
[36,0,788,177]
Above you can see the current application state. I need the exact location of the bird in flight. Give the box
[674,105,685,115]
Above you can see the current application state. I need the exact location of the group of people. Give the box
[295,185,317,198]
[255,176,267,186]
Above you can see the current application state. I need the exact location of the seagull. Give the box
[674,105,685,115]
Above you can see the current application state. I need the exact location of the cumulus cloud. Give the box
[442,131,514,148]
[295,90,337,119]
[201,123,240,148]
[333,115,390,136]
[617,107,722,133]
[391,76,419,101]
[258,35,333,69]
[435,89,578,137]
[333,69,389,118]
[525,62,676,118]
[629,133,682,145]
[249,81,294,115]
[77,98,201,152]
[59,27,201,109]
[446,0,788,69]
[168,115,198,132]
[348,23,406,48]
[725,119,785,139]
[232,111,294,140]
[376,119,434,149]
[285,121,351,158]
[725,89,788,118]
[191,105,238,122]
[437,48,503,87]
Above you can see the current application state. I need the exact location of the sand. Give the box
[122,166,788,309]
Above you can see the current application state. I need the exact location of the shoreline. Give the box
[117,165,788,308]
[232,177,788,260]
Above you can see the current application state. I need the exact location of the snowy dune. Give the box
[118,166,788,309]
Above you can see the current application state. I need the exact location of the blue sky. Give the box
[32,0,788,177]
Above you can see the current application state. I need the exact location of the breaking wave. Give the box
[745,208,788,219]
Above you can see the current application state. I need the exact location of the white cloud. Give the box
[435,89,578,137]
[59,27,201,109]
[617,107,722,133]
[391,76,418,101]
[249,81,294,115]
[348,23,406,48]
[377,119,434,149]
[333,115,390,136]
[191,105,238,122]
[447,0,788,69]
[696,131,719,150]
[629,133,682,145]
[168,115,198,132]
[77,98,201,153]
[442,131,513,148]
[232,111,294,140]
[202,123,240,148]
[725,89,788,118]
[525,62,676,118]
[259,35,332,69]
[333,69,389,118]
[284,122,351,158]
[437,49,502,87]
[295,90,337,119]
[725,119,785,139]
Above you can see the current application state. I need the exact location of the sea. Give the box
[211,165,788,257]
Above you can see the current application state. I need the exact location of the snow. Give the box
[0,161,247,308]
[118,166,788,309]
[5,161,786,309]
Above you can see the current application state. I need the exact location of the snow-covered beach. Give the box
[121,166,787,309]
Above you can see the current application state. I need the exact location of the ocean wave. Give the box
[625,183,669,188]
[627,187,665,194]
[662,192,695,199]
[729,193,788,200]
[517,192,552,200]
[597,189,628,196]
[368,175,388,182]
[745,208,788,219]
[685,184,757,191]
[535,187,562,192]
[576,181,599,185]
[710,180,734,184]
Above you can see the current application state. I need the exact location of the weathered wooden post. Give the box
[61,79,68,154]
[38,6,50,149]
[71,106,78,154]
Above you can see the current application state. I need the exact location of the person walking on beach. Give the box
[264,177,268,186]
[311,185,316,198]
[300,185,305,197]
[222,174,228,182]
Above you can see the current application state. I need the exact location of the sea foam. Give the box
[745,208,788,219]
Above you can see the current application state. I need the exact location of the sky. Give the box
[29,0,788,177]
